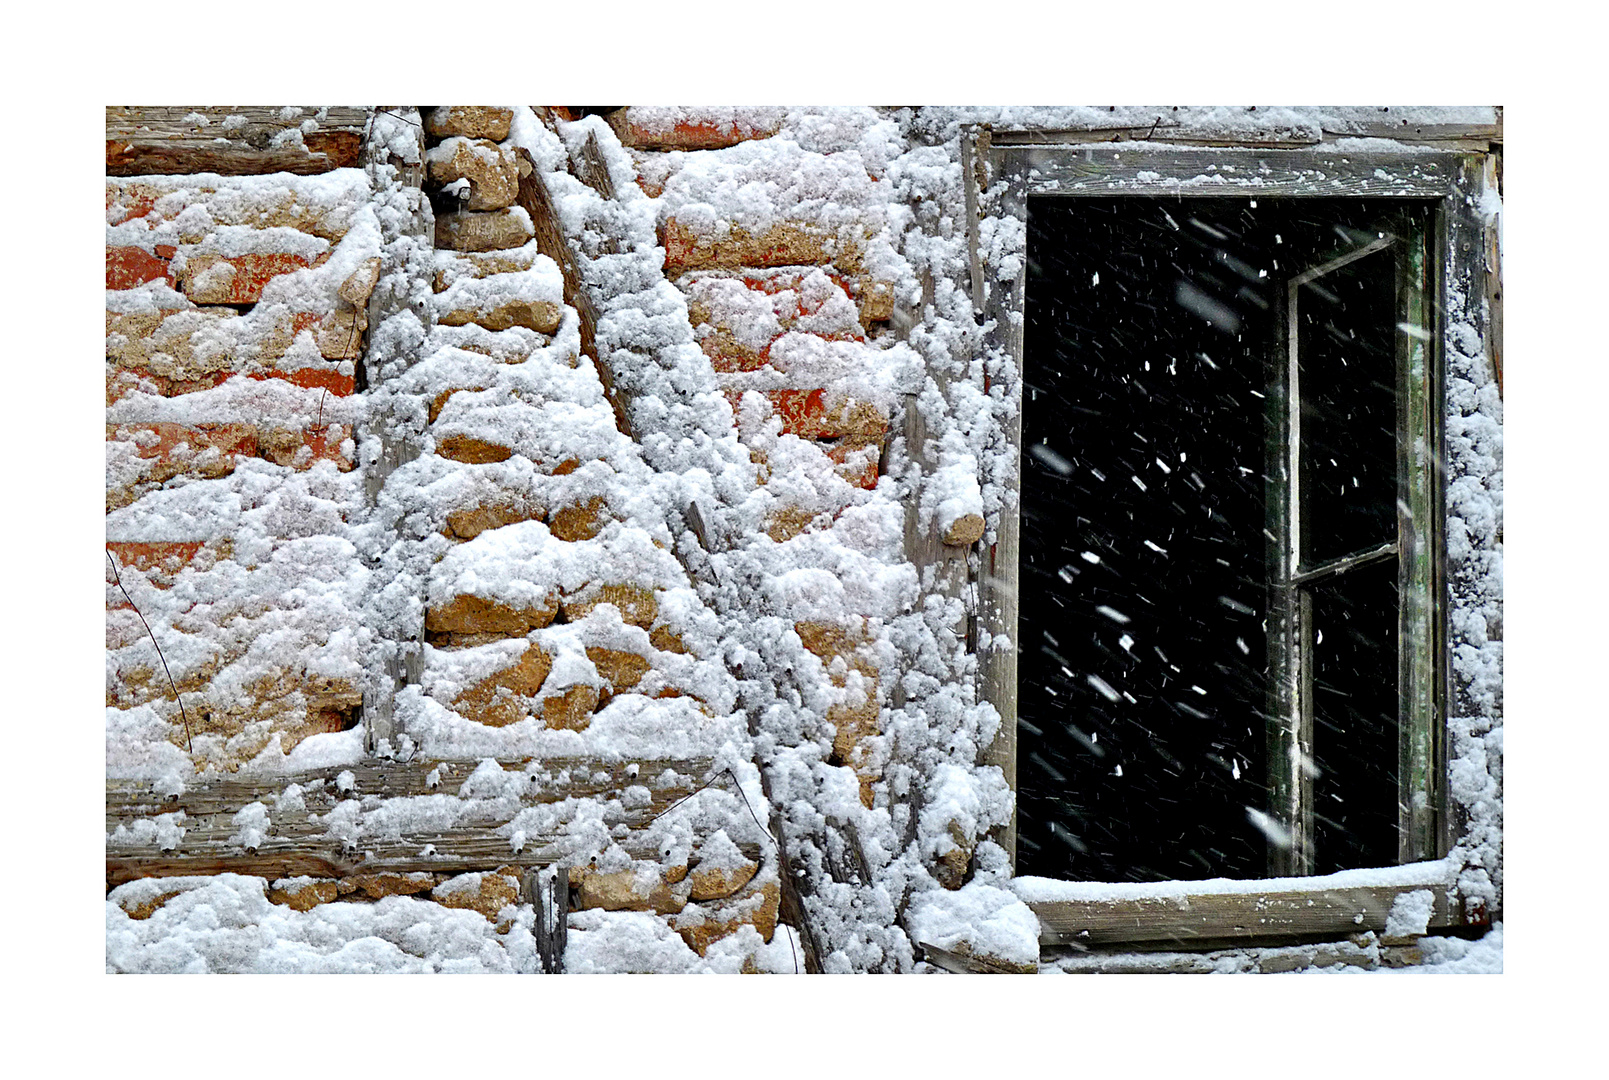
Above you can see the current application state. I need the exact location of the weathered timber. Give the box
[976,146,1026,869]
[528,866,568,973]
[107,107,369,176]
[1025,876,1466,948]
[918,940,1031,974]
[513,145,631,435]
[959,128,986,315]
[575,130,617,200]
[108,756,711,818]
[993,128,1320,149]
[106,756,719,888]
[997,146,1463,198]
[107,832,763,889]
[1045,934,1428,973]
[360,107,432,751]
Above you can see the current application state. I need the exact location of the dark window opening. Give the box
[1018,197,1432,883]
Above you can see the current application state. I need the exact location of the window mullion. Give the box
[1266,275,1313,877]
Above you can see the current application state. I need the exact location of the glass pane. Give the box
[1297,249,1397,567]
[1019,198,1270,883]
[1309,559,1400,874]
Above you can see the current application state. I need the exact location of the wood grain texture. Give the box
[1027,878,1466,947]
[997,147,1463,198]
[513,146,631,435]
[106,756,720,888]
[107,107,369,176]
[975,146,1026,869]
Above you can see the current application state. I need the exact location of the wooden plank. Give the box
[107,756,713,819]
[575,130,617,200]
[992,127,1320,150]
[513,146,632,436]
[1026,877,1465,948]
[106,833,762,889]
[918,940,1031,974]
[975,151,1027,870]
[997,146,1462,198]
[359,107,431,752]
[529,866,568,973]
[107,107,369,176]
[959,129,986,314]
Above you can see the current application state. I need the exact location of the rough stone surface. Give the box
[549,497,609,542]
[268,878,340,912]
[541,683,599,731]
[933,820,974,891]
[435,209,534,253]
[435,433,514,464]
[676,880,782,955]
[438,297,562,334]
[586,647,651,697]
[663,219,866,274]
[942,513,986,547]
[179,251,329,305]
[426,593,558,636]
[337,873,439,900]
[446,501,545,540]
[428,137,520,211]
[611,109,783,151]
[452,643,553,727]
[688,859,760,902]
[116,889,183,921]
[561,583,658,628]
[433,867,521,923]
[423,106,514,142]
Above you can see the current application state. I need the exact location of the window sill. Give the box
[1012,858,1472,949]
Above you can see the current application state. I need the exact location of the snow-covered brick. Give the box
[611,107,787,151]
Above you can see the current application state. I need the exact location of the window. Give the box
[974,144,1496,943]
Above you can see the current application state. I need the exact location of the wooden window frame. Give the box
[974,140,1499,944]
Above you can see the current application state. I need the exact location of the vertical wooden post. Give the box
[360,106,430,756]
[974,133,1024,871]
[528,866,568,973]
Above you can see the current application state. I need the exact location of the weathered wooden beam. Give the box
[999,146,1462,198]
[513,145,631,436]
[108,756,709,816]
[107,107,369,176]
[527,866,568,973]
[106,756,720,888]
[991,126,1321,150]
[1024,876,1468,948]
[107,832,763,889]
[917,940,1032,974]
[976,150,1027,870]
[574,130,617,201]
[359,106,432,752]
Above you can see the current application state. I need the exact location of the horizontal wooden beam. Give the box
[1023,873,1469,948]
[997,146,1465,199]
[107,755,726,888]
[106,106,370,176]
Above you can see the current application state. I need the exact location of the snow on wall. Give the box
[104,106,1501,973]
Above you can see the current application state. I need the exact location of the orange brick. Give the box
[247,369,356,396]
[105,542,204,588]
[726,389,888,441]
[827,439,882,489]
[107,246,174,290]
[611,111,782,151]
[180,252,329,305]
